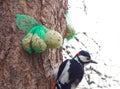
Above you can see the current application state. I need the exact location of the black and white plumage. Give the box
[55,50,97,89]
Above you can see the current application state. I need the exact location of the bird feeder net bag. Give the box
[16,13,63,53]
[31,25,46,39]
[22,25,47,53]
[65,11,75,41]
[31,25,47,53]
[21,26,36,54]
[16,14,39,32]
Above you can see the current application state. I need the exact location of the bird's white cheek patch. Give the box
[79,55,90,62]
[61,71,69,84]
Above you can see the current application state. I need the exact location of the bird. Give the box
[55,50,97,89]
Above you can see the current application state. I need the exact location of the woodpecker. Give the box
[55,50,97,89]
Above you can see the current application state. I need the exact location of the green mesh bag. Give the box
[65,11,75,41]
[65,24,75,40]
[16,14,39,32]
[31,34,47,53]
[16,13,63,53]
[31,25,47,53]
[22,33,33,54]
[22,27,36,54]
[30,25,46,39]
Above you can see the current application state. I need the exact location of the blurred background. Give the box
[62,0,120,89]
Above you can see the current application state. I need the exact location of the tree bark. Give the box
[0,0,67,89]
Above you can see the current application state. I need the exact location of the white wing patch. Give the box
[59,61,71,84]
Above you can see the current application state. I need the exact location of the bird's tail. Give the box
[55,81,62,89]
[55,81,71,89]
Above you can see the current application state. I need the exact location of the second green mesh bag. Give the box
[65,11,75,41]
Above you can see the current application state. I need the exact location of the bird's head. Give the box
[75,50,97,65]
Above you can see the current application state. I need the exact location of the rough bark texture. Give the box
[0,0,67,89]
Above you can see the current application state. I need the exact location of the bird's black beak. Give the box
[90,60,97,64]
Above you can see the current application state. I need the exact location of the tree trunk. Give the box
[0,0,67,89]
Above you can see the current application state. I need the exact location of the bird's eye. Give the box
[87,57,89,60]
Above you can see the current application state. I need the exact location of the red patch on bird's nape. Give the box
[76,52,80,56]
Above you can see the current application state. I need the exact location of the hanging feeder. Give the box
[65,24,75,40]
[65,11,75,41]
